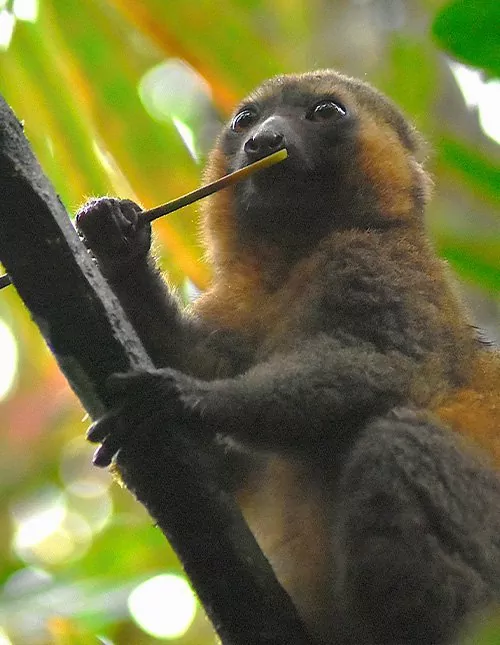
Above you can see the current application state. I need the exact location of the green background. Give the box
[0,0,498,643]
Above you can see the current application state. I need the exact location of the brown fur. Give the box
[236,456,335,634]
[196,70,500,468]
[357,116,419,219]
[77,69,500,645]
[196,224,500,467]
[435,353,500,465]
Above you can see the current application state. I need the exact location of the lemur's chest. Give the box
[193,253,326,349]
[235,456,336,640]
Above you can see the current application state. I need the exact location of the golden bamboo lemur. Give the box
[76,70,500,645]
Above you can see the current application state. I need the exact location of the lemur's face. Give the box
[204,70,430,246]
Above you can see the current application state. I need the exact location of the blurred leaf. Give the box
[108,0,285,110]
[379,37,438,133]
[436,235,500,293]
[0,571,146,635]
[433,0,500,76]
[461,613,500,644]
[72,520,178,579]
[0,24,110,207]
[437,136,500,207]
[0,2,499,644]
[48,617,106,645]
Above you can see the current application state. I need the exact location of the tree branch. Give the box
[0,95,314,645]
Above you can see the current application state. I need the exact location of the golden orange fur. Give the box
[195,71,500,469]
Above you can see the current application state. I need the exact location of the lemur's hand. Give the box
[87,368,215,467]
[76,198,151,279]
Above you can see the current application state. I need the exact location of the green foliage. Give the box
[461,615,500,645]
[438,136,500,206]
[0,1,498,644]
[433,0,500,77]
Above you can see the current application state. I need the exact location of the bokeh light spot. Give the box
[0,10,15,50]
[0,319,18,401]
[449,61,500,145]
[128,574,197,639]
[12,0,38,22]
[11,487,91,565]
[12,489,66,551]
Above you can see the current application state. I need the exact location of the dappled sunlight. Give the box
[450,61,500,145]
[0,0,37,50]
[138,59,220,160]
[12,489,66,552]
[0,1,498,643]
[12,487,73,565]
[12,0,38,23]
[9,445,114,568]
[91,140,139,201]
[0,10,15,51]
[10,483,105,566]
[172,117,198,162]
[60,437,111,498]
[0,320,18,402]
[0,566,139,643]
[60,438,113,532]
[128,574,197,640]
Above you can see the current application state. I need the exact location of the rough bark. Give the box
[0,94,314,645]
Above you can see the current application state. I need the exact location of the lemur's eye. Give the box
[231,107,258,132]
[307,99,347,121]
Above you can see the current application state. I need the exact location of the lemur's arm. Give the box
[85,333,415,466]
[76,198,251,379]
